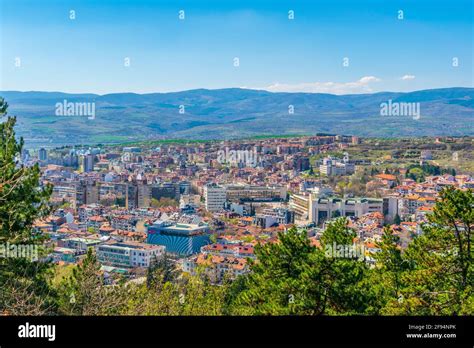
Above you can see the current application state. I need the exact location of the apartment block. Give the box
[204,183,227,212]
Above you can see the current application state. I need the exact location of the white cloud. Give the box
[252,76,382,94]
[400,74,416,80]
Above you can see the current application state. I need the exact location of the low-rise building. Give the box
[225,184,287,202]
[97,240,164,268]
[57,236,103,252]
[182,254,249,283]
[310,196,383,225]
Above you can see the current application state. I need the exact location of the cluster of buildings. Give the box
[27,135,473,283]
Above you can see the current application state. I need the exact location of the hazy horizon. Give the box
[2,85,474,97]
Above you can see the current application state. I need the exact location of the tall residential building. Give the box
[204,183,226,212]
[383,196,400,223]
[126,184,138,210]
[293,156,310,172]
[151,182,179,200]
[137,184,151,208]
[85,182,99,205]
[82,154,94,172]
[38,148,48,161]
[289,192,310,221]
[51,183,80,209]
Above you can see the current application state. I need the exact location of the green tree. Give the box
[315,218,372,315]
[229,220,371,315]
[367,227,411,314]
[209,234,217,244]
[0,98,55,315]
[151,197,178,208]
[57,248,125,315]
[384,187,473,315]
[177,272,227,315]
[124,270,227,316]
[228,226,316,315]
[146,251,178,286]
[408,167,424,182]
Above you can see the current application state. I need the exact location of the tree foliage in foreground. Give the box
[228,187,473,315]
[382,187,473,315]
[0,98,55,315]
[227,219,371,315]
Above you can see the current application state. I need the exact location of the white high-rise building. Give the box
[204,183,226,212]
[319,155,354,176]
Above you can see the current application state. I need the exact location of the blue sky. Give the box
[1,0,472,94]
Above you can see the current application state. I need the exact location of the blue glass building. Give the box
[147,222,211,256]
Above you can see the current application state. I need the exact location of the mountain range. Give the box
[1,87,473,147]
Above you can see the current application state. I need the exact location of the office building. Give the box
[204,183,227,212]
[147,221,211,256]
[310,196,383,225]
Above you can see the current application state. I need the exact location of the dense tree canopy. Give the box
[0,98,55,315]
